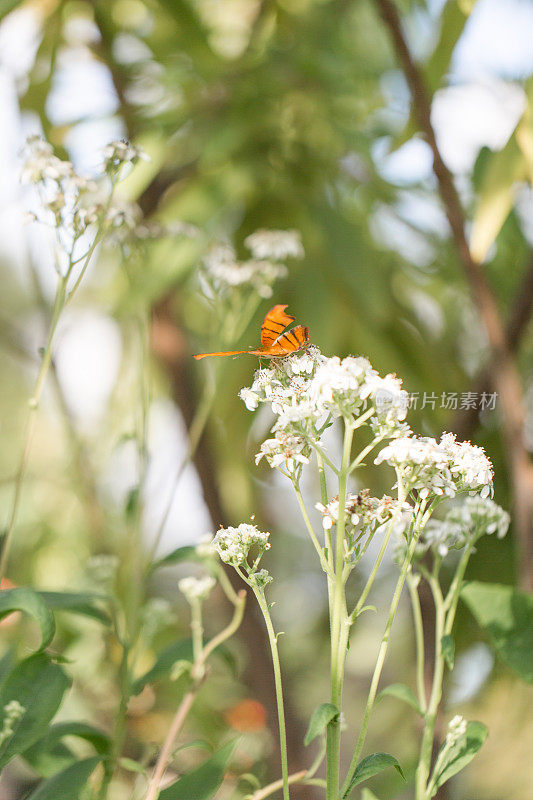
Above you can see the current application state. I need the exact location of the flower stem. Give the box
[254,589,290,800]
[0,275,67,582]
[406,571,427,714]
[326,420,353,800]
[415,543,474,800]
[293,482,333,577]
[340,504,428,798]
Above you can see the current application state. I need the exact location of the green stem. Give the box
[293,482,333,577]
[0,276,67,582]
[415,543,474,800]
[254,589,290,800]
[340,503,429,798]
[406,571,427,714]
[326,420,353,800]
[415,564,445,800]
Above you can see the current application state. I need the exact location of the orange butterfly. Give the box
[193,304,310,360]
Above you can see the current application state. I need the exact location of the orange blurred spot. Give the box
[225,699,267,732]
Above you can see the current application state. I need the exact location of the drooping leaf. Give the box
[0,587,55,650]
[376,683,422,715]
[441,634,455,670]
[152,545,202,571]
[0,654,70,768]
[304,703,339,746]
[25,756,102,799]
[431,721,488,793]
[159,739,237,800]
[461,581,533,683]
[342,752,405,796]
[22,721,111,776]
[132,639,194,694]
[38,592,110,624]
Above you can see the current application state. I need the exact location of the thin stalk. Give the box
[415,542,474,800]
[144,590,246,800]
[406,571,427,714]
[340,502,431,798]
[253,589,290,800]
[293,482,333,577]
[415,564,445,800]
[0,276,67,581]
[326,420,353,800]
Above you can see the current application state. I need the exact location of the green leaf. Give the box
[22,721,111,776]
[26,756,102,799]
[441,634,455,670]
[0,653,70,768]
[0,587,55,650]
[432,721,488,792]
[376,683,422,715]
[461,581,533,683]
[152,545,202,570]
[159,739,237,800]
[132,639,193,694]
[342,753,405,797]
[304,703,339,746]
[38,592,111,624]
[470,133,526,263]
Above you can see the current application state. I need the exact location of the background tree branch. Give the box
[374,0,533,590]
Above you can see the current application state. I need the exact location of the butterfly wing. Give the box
[264,324,310,356]
[260,305,295,350]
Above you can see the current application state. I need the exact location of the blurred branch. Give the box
[453,253,533,439]
[375,0,533,590]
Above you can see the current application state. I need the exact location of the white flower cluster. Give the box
[239,349,409,475]
[101,139,149,172]
[22,136,196,251]
[201,230,303,299]
[178,575,216,602]
[375,432,493,500]
[255,430,311,473]
[212,523,271,569]
[316,490,407,532]
[420,496,509,557]
[244,229,304,260]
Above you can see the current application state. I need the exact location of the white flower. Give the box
[316,491,408,539]
[440,433,493,497]
[101,139,149,170]
[244,229,304,261]
[202,245,288,296]
[419,496,509,556]
[255,431,310,473]
[309,356,372,416]
[361,372,409,422]
[239,387,260,411]
[178,575,216,602]
[212,523,271,567]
